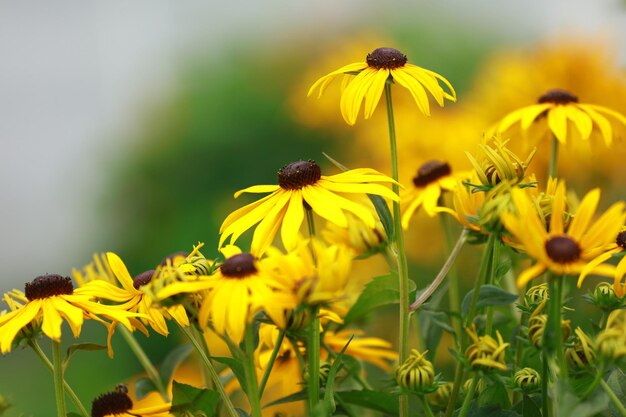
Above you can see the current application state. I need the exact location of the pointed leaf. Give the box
[335,390,402,415]
[462,285,519,316]
[170,381,219,417]
[134,377,158,400]
[263,389,309,407]
[210,356,248,393]
[368,194,394,242]
[64,343,107,369]
[160,343,193,387]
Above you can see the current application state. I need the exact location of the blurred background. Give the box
[1,0,626,414]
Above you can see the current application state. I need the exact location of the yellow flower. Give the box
[465,138,536,188]
[465,324,509,371]
[219,160,399,255]
[437,175,485,233]
[321,203,386,256]
[394,349,435,392]
[400,160,470,229]
[74,253,190,337]
[566,327,596,368]
[157,245,294,344]
[495,88,626,146]
[0,274,141,354]
[501,182,625,288]
[324,329,397,371]
[308,47,456,125]
[91,385,171,417]
[596,309,626,360]
[579,227,626,296]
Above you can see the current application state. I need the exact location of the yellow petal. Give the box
[401,192,426,229]
[233,185,280,199]
[250,191,291,255]
[389,68,430,115]
[167,304,190,327]
[219,192,282,247]
[568,188,600,240]
[579,104,613,146]
[547,106,569,143]
[281,189,305,251]
[157,279,215,300]
[517,263,546,289]
[363,69,389,119]
[51,297,84,338]
[403,65,444,105]
[566,106,593,141]
[340,68,379,125]
[577,249,617,287]
[318,179,399,201]
[307,62,368,98]
[0,301,42,352]
[614,256,626,297]
[580,201,625,252]
[302,186,347,227]
[549,182,567,235]
[41,299,64,341]
[520,104,551,129]
[106,252,137,293]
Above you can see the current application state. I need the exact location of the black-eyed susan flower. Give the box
[394,349,436,392]
[0,274,142,354]
[157,245,294,344]
[465,324,509,371]
[220,160,398,255]
[74,253,189,337]
[401,160,470,229]
[308,47,456,125]
[496,88,626,146]
[579,227,626,297]
[91,385,170,417]
[324,329,397,371]
[501,182,625,288]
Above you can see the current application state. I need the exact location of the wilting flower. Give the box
[566,327,596,368]
[401,160,469,228]
[0,275,142,354]
[513,368,541,392]
[308,47,456,125]
[91,385,170,417]
[579,227,626,296]
[501,182,625,288]
[465,324,509,371]
[219,160,398,255]
[73,253,189,337]
[495,88,626,146]
[157,245,294,344]
[394,349,436,392]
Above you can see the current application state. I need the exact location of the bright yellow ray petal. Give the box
[497,108,526,133]
[233,185,280,199]
[325,167,397,183]
[41,299,64,341]
[549,182,567,235]
[568,188,600,240]
[517,263,546,289]
[281,189,305,251]
[401,192,426,229]
[421,185,443,217]
[578,105,613,146]
[219,192,283,247]
[389,68,430,115]
[220,192,277,232]
[566,106,593,141]
[318,179,399,201]
[250,190,291,255]
[167,304,189,327]
[106,252,137,293]
[75,280,134,302]
[580,202,626,252]
[420,67,456,100]
[363,69,389,119]
[614,256,626,297]
[209,284,230,337]
[301,186,348,227]
[220,244,242,259]
[340,68,379,125]
[312,186,376,227]
[0,301,42,352]
[585,104,626,128]
[307,62,368,98]
[227,281,249,346]
[547,106,569,143]
[577,249,617,287]
[520,104,551,129]
[157,279,215,299]
[403,66,444,105]
[51,297,84,338]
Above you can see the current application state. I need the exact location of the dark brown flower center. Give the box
[412,160,451,188]
[366,47,408,70]
[133,269,155,289]
[24,274,74,301]
[545,236,581,264]
[220,253,257,278]
[91,389,133,417]
[538,89,579,105]
[616,230,626,248]
[278,160,321,190]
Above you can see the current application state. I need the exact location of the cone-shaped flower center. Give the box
[366,47,408,70]
[538,89,579,104]
[221,253,257,278]
[412,160,451,188]
[616,230,626,248]
[545,236,581,263]
[133,269,155,290]
[278,160,322,190]
[25,274,74,301]
[91,390,133,417]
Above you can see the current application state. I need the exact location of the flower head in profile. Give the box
[74,253,190,337]
[91,385,170,417]
[308,47,456,125]
[401,160,470,229]
[495,88,626,146]
[219,160,399,255]
[157,245,294,344]
[0,274,141,354]
[579,227,626,297]
[501,182,625,288]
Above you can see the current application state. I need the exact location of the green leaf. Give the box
[494,261,512,284]
[236,409,252,417]
[478,380,511,409]
[368,194,394,242]
[607,369,626,416]
[67,414,82,417]
[160,343,193,387]
[343,273,416,324]
[461,285,519,316]
[335,390,401,415]
[63,343,107,369]
[463,405,521,417]
[134,377,158,400]
[210,356,248,393]
[320,336,353,416]
[263,389,309,407]
[170,380,219,417]
[520,395,542,417]
[555,380,608,417]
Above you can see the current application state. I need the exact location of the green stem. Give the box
[485,239,501,335]
[582,361,606,398]
[420,395,436,417]
[548,275,568,381]
[191,324,215,390]
[441,210,463,341]
[322,340,372,390]
[244,325,262,417]
[259,328,286,396]
[305,206,317,263]
[52,340,67,417]
[542,351,552,417]
[29,340,89,417]
[600,378,626,417]
[178,324,238,417]
[443,362,464,417]
[465,234,496,328]
[548,136,559,179]
[308,306,321,414]
[385,78,411,417]
[119,326,170,401]
[458,375,477,417]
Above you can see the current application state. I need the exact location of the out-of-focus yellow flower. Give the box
[437,175,485,234]
[91,385,171,417]
[157,245,294,344]
[466,138,536,188]
[527,300,571,349]
[501,182,625,288]
[566,327,596,368]
[394,349,436,392]
[324,329,397,371]
[308,47,456,125]
[524,283,549,308]
[427,382,454,407]
[579,227,626,296]
[321,201,386,256]
[596,309,626,360]
[465,324,509,371]
[401,160,470,228]
[219,160,398,255]
[588,282,624,311]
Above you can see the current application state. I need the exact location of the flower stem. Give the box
[548,136,559,179]
[305,206,317,263]
[582,361,606,398]
[600,378,626,417]
[119,326,170,401]
[443,362,464,417]
[441,210,463,340]
[178,324,238,417]
[258,328,285,396]
[465,234,496,328]
[308,306,321,414]
[52,340,67,417]
[385,80,411,417]
[244,325,262,417]
[29,340,89,417]
[542,355,551,417]
[457,375,477,417]
[548,274,568,381]
[485,239,501,335]
[420,395,436,417]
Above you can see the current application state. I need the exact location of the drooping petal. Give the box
[281,189,305,251]
[566,106,593,141]
[549,182,567,235]
[50,297,84,338]
[106,252,138,293]
[157,279,215,300]
[389,68,430,115]
[517,263,546,289]
[0,301,42,352]
[340,68,380,125]
[219,191,283,247]
[579,104,613,146]
[233,185,280,199]
[577,249,618,287]
[318,179,399,201]
[363,69,390,119]
[307,62,368,98]
[547,106,569,143]
[41,299,64,341]
[520,104,551,129]
[301,186,348,227]
[250,190,291,255]
[580,201,626,254]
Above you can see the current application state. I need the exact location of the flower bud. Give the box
[465,325,509,371]
[524,283,549,308]
[589,282,623,311]
[427,382,454,407]
[566,327,596,368]
[513,368,541,392]
[394,349,436,393]
[596,310,626,361]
